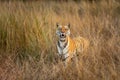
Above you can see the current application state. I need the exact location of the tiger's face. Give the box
[56,23,70,41]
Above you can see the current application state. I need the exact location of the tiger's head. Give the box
[56,23,70,41]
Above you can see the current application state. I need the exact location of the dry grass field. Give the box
[0,0,120,80]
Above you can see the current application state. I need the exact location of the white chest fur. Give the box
[57,40,69,58]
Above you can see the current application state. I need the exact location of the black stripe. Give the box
[62,56,69,61]
[58,41,60,48]
[60,39,66,42]
[58,39,68,49]
[64,40,68,48]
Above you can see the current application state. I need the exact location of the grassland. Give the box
[0,0,120,80]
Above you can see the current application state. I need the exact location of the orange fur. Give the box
[56,24,89,65]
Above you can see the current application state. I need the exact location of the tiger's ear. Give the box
[56,23,59,28]
[68,23,70,28]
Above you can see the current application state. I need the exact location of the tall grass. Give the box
[0,0,120,80]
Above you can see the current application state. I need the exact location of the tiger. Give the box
[56,23,89,66]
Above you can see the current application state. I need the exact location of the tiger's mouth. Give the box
[60,33,66,38]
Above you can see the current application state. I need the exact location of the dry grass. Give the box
[0,0,120,80]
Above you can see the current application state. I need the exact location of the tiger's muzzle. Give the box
[60,33,66,38]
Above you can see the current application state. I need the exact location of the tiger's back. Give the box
[74,36,89,53]
[67,36,89,60]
